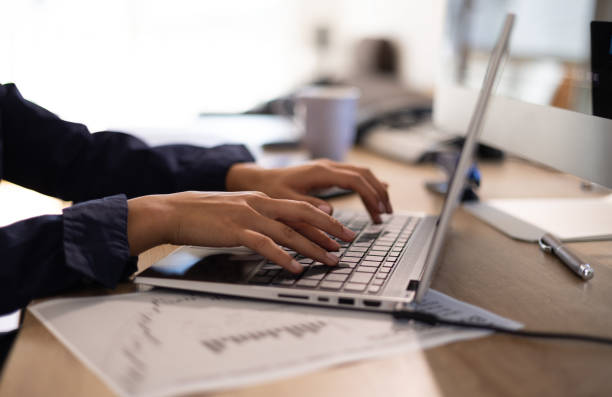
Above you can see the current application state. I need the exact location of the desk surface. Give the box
[1,148,611,397]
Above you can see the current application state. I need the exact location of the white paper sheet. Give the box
[29,290,521,397]
[485,196,612,241]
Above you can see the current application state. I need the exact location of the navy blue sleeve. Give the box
[0,83,255,314]
[0,83,255,201]
[0,195,137,315]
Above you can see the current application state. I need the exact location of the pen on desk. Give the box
[538,233,594,281]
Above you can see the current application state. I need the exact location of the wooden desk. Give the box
[1,149,611,397]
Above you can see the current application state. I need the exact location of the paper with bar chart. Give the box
[29,289,520,397]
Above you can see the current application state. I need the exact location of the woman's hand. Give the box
[226,159,392,223]
[127,191,356,273]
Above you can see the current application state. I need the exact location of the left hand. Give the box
[226,159,392,223]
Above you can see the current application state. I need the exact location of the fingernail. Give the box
[378,202,386,213]
[289,260,303,273]
[318,203,332,214]
[342,226,356,240]
[325,252,340,265]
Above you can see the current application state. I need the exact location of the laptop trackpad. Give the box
[139,247,263,284]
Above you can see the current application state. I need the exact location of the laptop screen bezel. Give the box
[413,14,515,303]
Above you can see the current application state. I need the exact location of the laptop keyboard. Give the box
[248,212,419,294]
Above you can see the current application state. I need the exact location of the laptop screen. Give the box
[414,14,515,303]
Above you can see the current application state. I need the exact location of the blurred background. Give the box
[1,0,608,223]
[0,0,444,131]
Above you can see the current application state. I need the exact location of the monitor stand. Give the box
[463,194,612,242]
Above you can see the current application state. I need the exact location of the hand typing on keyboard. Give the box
[249,212,418,294]
[127,159,391,275]
[225,159,393,224]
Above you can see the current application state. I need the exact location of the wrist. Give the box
[226,162,265,191]
[127,195,174,255]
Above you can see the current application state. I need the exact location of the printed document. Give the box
[29,289,521,397]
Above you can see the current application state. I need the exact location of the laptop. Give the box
[136,14,514,312]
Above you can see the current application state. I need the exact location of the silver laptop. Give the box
[136,15,514,312]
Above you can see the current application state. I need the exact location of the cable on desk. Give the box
[393,311,612,346]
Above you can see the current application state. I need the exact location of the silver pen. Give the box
[538,233,594,281]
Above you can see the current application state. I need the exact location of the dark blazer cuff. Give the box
[62,194,137,288]
[173,144,255,191]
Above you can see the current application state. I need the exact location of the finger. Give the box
[286,221,340,252]
[282,190,334,215]
[331,164,392,214]
[302,168,383,223]
[249,214,340,267]
[252,197,355,242]
[239,230,303,273]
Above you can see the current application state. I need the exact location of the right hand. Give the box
[127,191,356,273]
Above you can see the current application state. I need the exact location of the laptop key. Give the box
[372,279,384,286]
[303,265,327,275]
[328,267,352,274]
[364,225,384,233]
[360,261,381,267]
[355,266,376,273]
[320,281,343,290]
[272,271,299,285]
[368,285,381,293]
[340,256,360,263]
[325,273,349,282]
[303,272,326,281]
[296,279,319,288]
[350,272,373,283]
[364,256,384,262]
[344,283,367,292]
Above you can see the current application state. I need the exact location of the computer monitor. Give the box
[435,0,612,189]
[433,0,612,241]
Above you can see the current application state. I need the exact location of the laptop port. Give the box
[278,293,308,300]
[338,297,354,305]
[317,297,329,302]
[362,300,381,307]
[407,280,419,291]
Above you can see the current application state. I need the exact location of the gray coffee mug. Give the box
[296,86,360,161]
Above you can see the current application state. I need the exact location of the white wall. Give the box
[0,0,444,132]
[332,0,445,91]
